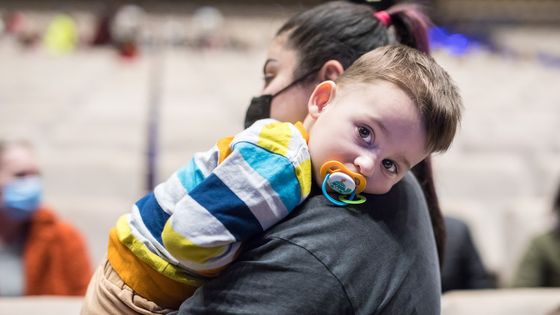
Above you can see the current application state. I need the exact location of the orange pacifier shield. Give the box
[320,161,366,195]
[320,161,367,206]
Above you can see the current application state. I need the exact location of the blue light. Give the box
[429,26,476,56]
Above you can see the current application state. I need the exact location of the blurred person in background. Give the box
[110,4,145,59]
[2,11,40,49]
[179,2,448,314]
[442,216,497,292]
[511,179,560,287]
[0,16,5,36]
[43,13,78,55]
[91,2,118,46]
[0,140,92,296]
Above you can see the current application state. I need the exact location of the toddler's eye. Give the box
[357,126,374,144]
[382,159,398,174]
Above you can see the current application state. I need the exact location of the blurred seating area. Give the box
[0,1,559,313]
[1,289,559,314]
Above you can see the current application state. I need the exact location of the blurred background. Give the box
[0,0,559,312]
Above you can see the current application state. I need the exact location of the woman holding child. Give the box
[81,1,458,314]
[179,2,458,314]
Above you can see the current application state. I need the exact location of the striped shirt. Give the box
[110,119,312,285]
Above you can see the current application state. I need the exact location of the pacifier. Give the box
[320,161,367,206]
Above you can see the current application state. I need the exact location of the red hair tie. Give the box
[374,11,392,27]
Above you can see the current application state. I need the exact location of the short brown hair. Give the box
[337,44,463,153]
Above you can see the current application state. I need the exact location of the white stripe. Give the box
[193,146,219,177]
[214,151,289,230]
[231,119,270,147]
[154,175,184,215]
[169,194,240,270]
[285,123,310,167]
[170,194,237,246]
[128,205,180,265]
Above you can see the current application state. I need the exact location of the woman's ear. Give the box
[318,60,344,82]
[308,81,336,119]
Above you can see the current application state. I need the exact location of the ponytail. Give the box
[385,4,431,54]
[411,157,446,267]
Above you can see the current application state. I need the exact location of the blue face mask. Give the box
[1,176,42,221]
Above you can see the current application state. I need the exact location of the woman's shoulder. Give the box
[254,172,440,314]
[268,173,432,244]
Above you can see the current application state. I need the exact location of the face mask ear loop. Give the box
[271,67,322,99]
[322,173,347,206]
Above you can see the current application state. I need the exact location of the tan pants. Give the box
[81,259,175,315]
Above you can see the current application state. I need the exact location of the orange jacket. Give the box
[23,207,92,296]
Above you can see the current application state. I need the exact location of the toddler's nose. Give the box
[354,155,376,178]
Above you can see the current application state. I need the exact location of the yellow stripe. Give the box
[162,219,230,264]
[294,121,309,143]
[107,229,198,309]
[257,121,292,156]
[115,215,201,285]
[295,158,312,198]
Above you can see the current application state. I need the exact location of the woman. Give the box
[245,0,445,265]
[511,180,560,287]
[0,140,92,296]
[179,2,443,314]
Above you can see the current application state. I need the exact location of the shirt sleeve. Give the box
[161,119,311,274]
[121,137,229,269]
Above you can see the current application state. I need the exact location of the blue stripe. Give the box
[176,158,206,192]
[188,173,262,241]
[136,192,170,244]
[236,143,301,211]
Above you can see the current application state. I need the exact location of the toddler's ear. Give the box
[308,81,336,119]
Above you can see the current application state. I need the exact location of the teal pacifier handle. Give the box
[322,174,347,206]
[321,173,367,206]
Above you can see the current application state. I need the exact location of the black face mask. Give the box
[243,69,318,129]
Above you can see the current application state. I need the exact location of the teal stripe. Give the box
[235,142,301,211]
[176,158,206,192]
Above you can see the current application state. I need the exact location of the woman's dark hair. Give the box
[277,1,446,267]
[410,156,446,265]
[278,1,431,82]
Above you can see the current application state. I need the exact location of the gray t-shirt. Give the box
[178,173,440,315]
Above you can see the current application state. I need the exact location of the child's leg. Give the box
[80,259,174,315]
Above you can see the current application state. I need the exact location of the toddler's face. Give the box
[306,80,428,195]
